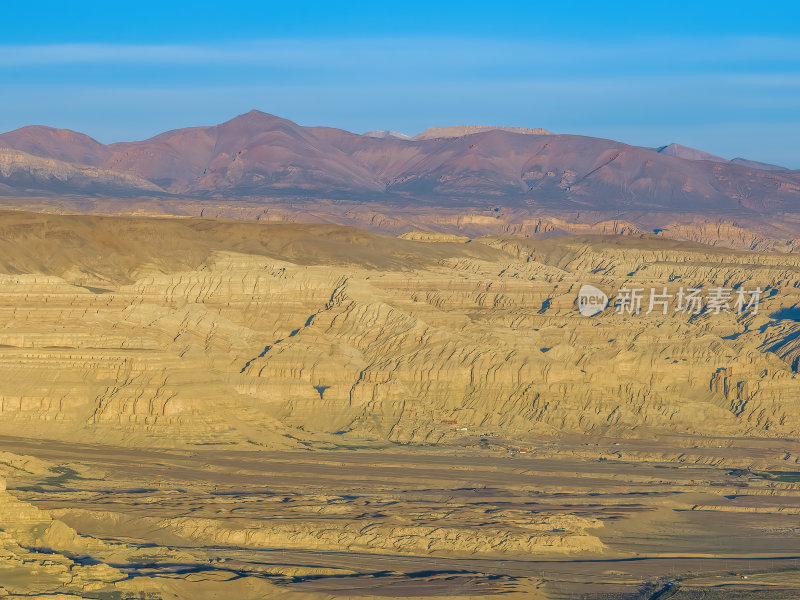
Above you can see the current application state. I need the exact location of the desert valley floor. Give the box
[0,210,799,599]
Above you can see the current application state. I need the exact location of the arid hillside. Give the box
[0,211,799,598]
[0,210,797,447]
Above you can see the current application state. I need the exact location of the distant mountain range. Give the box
[0,110,797,225]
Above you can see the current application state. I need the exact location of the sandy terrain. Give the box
[0,210,798,597]
[5,437,800,598]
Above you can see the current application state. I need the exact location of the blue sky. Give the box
[1,1,799,167]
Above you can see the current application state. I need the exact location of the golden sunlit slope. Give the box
[0,210,796,449]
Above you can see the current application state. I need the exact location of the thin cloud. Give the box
[0,36,798,69]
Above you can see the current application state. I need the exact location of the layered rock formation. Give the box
[0,210,799,597]
[0,211,796,449]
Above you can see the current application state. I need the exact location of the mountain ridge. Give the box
[0,110,797,236]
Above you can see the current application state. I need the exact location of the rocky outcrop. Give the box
[413,125,552,139]
[156,511,604,557]
[0,474,125,597]
[0,148,164,195]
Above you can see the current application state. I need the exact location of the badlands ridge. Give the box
[0,211,798,597]
[0,211,797,446]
